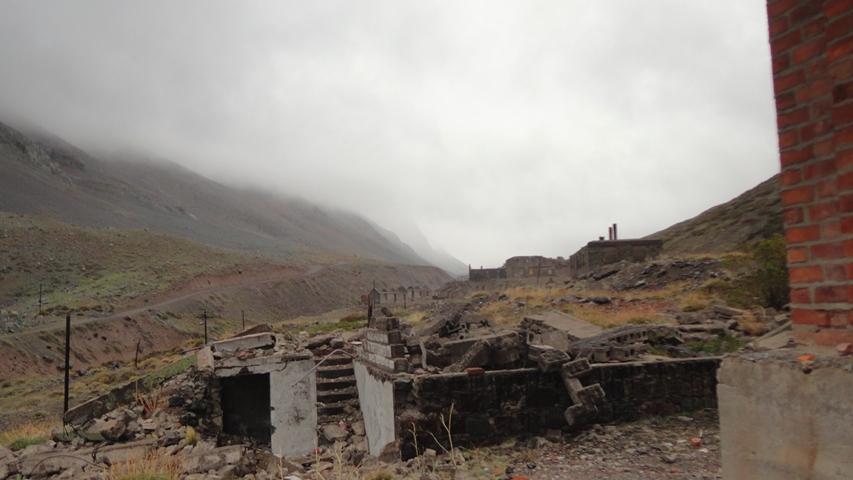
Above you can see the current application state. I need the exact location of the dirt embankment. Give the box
[0,316,190,380]
[0,261,450,381]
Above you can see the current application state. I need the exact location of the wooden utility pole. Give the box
[63,314,71,415]
[196,310,212,344]
[134,340,141,369]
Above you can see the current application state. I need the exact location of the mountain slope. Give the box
[645,174,783,254]
[0,120,442,266]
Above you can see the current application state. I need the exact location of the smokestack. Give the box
[608,227,613,240]
[613,223,618,240]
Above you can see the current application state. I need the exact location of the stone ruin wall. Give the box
[569,239,664,278]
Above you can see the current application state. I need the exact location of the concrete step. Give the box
[317,387,358,404]
[317,398,360,418]
[316,355,355,367]
[316,366,355,379]
[316,377,357,391]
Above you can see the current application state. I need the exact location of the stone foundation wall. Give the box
[393,358,719,458]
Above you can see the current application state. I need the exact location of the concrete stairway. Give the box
[315,352,360,424]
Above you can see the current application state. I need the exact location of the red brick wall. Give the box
[768,0,853,345]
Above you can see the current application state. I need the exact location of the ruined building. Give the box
[468,256,570,282]
[568,239,664,278]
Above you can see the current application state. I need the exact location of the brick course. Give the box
[769,0,853,345]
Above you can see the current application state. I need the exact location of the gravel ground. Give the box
[498,410,721,480]
[402,409,723,480]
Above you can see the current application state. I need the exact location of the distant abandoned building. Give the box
[569,239,663,278]
[468,256,570,282]
[468,266,506,281]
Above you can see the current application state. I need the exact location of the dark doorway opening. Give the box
[221,373,271,444]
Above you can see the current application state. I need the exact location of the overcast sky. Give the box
[0,1,779,268]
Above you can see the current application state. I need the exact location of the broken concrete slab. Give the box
[233,323,273,338]
[212,332,276,352]
[182,445,244,474]
[444,331,516,365]
[525,310,604,340]
[445,340,489,373]
[713,304,746,318]
[752,321,793,350]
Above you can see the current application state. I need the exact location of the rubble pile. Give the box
[571,258,725,291]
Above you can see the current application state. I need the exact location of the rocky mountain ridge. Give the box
[0,120,458,271]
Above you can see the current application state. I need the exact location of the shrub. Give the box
[705,235,790,309]
[751,234,790,309]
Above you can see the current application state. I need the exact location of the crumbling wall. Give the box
[353,361,396,457]
[214,354,316,457]
[395,358,719,458]
[569,240,663,277]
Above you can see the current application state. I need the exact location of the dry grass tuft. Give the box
[0,417,57,450]
[677,291,712,312]
[560,304,671,328]
[101,449,184,480]
[401,310,427,328]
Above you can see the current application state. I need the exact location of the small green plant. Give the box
[686,335,745,355]
[8,436,46,451]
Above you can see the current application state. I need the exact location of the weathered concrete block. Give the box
[537,348,570,372]
[611,343,648,362]
[719,353,853,480]
[363,340,406,358]
[572,384,606,406]
[197,346,214,374]
[564,403,599,426]
[560,358,592,379]
[365,329,402,345]
[528,344,556,361]
[361,351,409,372]
[371,317,400,332]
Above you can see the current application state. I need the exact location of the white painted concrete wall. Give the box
[719,356,853,480]
[270,359,317,457]
[354,361,396,456]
